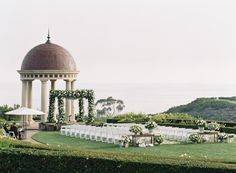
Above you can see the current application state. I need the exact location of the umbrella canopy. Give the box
[5,107,45,115]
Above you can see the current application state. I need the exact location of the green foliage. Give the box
[48,90,95,124]
[196,120,207,127]
[90,121,104,127]
[206,122,220,131]
[158,123,198,129]
[108,113,194,124]
[0,104,20,121]
[129,125,143,135]
[220,127,236,134]
[109,112,149,123]
[87,90,95,122]
[189,134,201,143]
[145,120,157,129]
[0,149,234,173]
[32,115,41,121]
[0,137,235,173]
[107,113,236,134]
[78,94,85,119]
[166,97,236,121]
[119,135,131,144]
[154,135,164,145]
[48,93,56,122]
[0,129,4,136]
[152,113,194,123]
[75,113,83,122]
[218,133,229,142]
[58,97,65,124]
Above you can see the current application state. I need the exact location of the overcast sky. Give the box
[1,0,236,85]
[1,0,236,111]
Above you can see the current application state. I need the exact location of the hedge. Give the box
[220,127,236,134]
[107,119,236,134]
[158,123,198,129]
[0,138,235,173]
[158,123,236,134]
[0,148,236,173]
[107,118,236,127]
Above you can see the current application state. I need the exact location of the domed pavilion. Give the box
[18,33,79,124]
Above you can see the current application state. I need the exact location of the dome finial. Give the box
[46,29,51,43]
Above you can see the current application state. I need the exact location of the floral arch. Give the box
[48,90,95,123]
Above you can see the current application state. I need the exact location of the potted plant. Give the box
[196,120,206,131]
[136,138,146,147]
[206,122,220,131]
[145,120,157,133]
[129,125,143,135]
[154,134,164,145]
[119,135,131,148]
[218,133,228,143]
[189,133,201,143]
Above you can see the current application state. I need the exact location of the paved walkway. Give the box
[23,129,40,144]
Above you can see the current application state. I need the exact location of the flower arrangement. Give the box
[118,135,131,147]
[218,133,228,142]
[145,120,157,130]
[122,135,131,144]
[206,122,220,131]
[48,89,95,124]
[189,133,201,143]
[154,135,164,145]
[129,125,143,135]
[196,120,207,127]
[136,138,146,147]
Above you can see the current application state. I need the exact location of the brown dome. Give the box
[21,42,77,71]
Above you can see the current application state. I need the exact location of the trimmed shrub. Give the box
[0,148,236,173]
[158,123,198,129]
[220,127,236,134]
[0,138,235,173]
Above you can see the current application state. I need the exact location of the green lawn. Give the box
[32,131,236,162]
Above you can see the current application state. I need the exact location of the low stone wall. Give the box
[39,122,59,131]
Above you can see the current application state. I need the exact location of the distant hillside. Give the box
[165,97,236,121]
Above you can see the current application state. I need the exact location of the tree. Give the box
[95,96,125,117]
[0,104,20,121]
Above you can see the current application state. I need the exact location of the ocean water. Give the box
[86,83,236,114]
[2,82,236,114]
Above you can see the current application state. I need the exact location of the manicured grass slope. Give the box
[32,132,236,162]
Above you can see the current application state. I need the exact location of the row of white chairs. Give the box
[105,123,199,142]
[156,126,199,142]
[61,123,201,143]
[61,125,133,144]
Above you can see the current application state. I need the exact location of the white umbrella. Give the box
[5,107,45,139]
[5,107,45,116]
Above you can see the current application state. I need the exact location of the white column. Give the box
[41,80,48,122]
[21,80,28,124]
[65,80,71,122]
[71,80,76,122]
[21,80,28,107]
[27,80,33,125]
